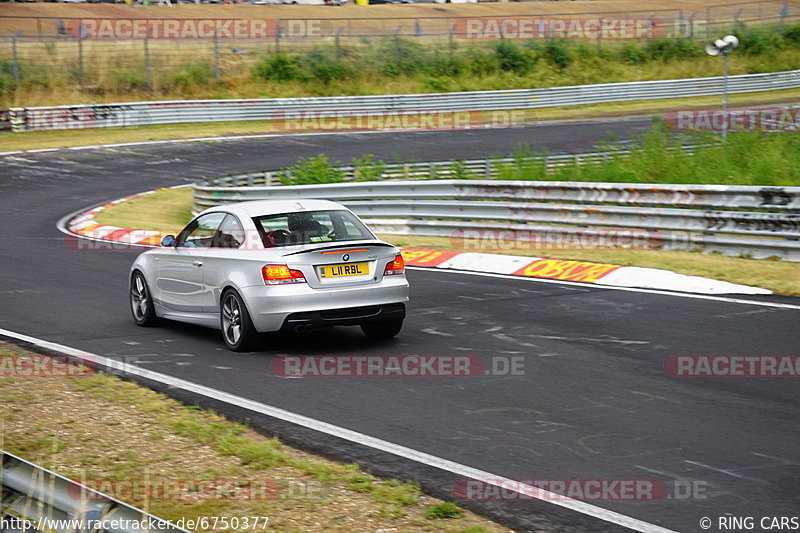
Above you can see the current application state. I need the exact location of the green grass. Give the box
[427,502,465,520]
[278,124,800,187]
[3,25,800,107]
[91,178,800,296]
[1,347,496,533]
[4,87,800,152]
[94,186,193,233]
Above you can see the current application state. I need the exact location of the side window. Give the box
[212,215,245,249]
[177,212,227,248]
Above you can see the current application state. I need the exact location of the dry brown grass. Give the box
[2,0,795,36]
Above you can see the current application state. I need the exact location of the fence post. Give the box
[275,22,281,55]
[335,27,344,60]
[12,32,20,89]
[78,31,84,90]
[393,26,401,66]
[596,18,603,53]
[449,24,454,57]
[144,33,152,90]
[214,34,221,81]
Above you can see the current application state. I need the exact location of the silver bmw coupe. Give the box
[129,199,409,351]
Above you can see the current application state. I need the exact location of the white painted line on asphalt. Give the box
[406,267,800,310]
[0,128,461,156]
[0,115,655,156]
[0,326,678,533]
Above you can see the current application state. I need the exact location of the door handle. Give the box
[192,259,203,267]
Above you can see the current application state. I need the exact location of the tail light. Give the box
[384,254,405,276]
[262,264,306,285]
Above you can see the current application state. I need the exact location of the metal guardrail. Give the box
[193,163,800,261]
[5,69,800,132]
[1,450,188,533]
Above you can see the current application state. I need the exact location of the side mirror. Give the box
[161,235,177,247]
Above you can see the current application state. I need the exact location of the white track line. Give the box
[0,116,652,157]
[0,326,678,533]
[406,267,800,310]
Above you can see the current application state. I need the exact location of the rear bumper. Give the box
[282,303,406,331]
[240,276,409,332]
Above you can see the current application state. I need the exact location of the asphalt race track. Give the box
[1,119,799,533]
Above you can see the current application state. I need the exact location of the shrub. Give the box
[280,154,345,185]
[644,39,701,61]
[253,54,301,82]
[543,40,572,69]
[111,67,148,90]
[173,62,213,88]
[734,27,785,55]
[784,23,800,44]
[494,40,535,74]
[618,43,647,64]
[306,49,347,84]
[352,154,386,181]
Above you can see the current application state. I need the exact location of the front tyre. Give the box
[361,319,403,340]
[221,289,259,352]
[130,271,159,327]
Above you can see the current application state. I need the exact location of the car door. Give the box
[154,212,227,313]
[201,214,246,313]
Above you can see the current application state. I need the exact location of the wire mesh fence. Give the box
[1,1,798,93]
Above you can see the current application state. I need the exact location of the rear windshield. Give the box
[253,210,374,248]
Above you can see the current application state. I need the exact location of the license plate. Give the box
[320,262,369,278]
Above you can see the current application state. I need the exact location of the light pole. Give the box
[705,35,739,143]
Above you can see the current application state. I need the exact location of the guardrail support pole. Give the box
[722,52,729,143]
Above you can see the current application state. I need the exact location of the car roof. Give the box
[200,199,347,219]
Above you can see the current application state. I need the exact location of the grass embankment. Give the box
[2,25,800,107]
[275,126,800,187]
[0,342,504,533]
[5,87,800,153]
[92,127,800,296]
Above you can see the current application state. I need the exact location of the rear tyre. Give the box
[361,319,403,340]
[130,271,159,327]
[221,289,259,352]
